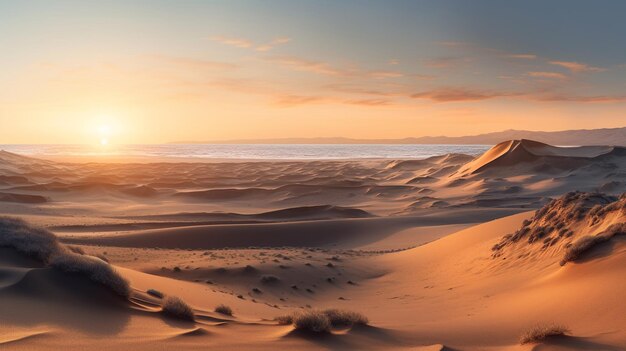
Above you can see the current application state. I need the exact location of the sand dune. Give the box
[63,208,518,250]
[1,140,625,350]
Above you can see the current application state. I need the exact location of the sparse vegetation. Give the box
[292,311,332,333]
[0,216,61,262]
[276,309,368,333]
[560,223,625,266]
[215,304,233,316]
[323,308,368,327]
[49,252,131,297]
[519,324,569,344]
[162,296,195,321]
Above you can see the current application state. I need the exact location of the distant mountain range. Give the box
[173,127,626,146]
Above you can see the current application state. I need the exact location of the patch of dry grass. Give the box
[519,324,569,344]
[0,216,61,261]
[162,296,195,321]
[215,304,233,316]
[276,308,368,333]
[560,223,625,266]
[49,253,131,297]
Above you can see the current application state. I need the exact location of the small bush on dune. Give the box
[276,308,368,332]
[323,308,368,327]
[292,311,332,333]
[0,216,61,262]
[519,324,569,344]
[214,304,233,316]
[275,314,293,325]
[162,296,195,321]
[49,253,131,297]
[560,223,626,266]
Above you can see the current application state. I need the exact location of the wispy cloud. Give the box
[368,70,404,79]
[425,57,469,69]
[549,60,605,73]
[411,88,517,102]
[535,93,626,103]
[210,35,291,52]
[504,54,537,60]
[255,37,291,52]
[209,35,253,49]
[264,56,348,76]
[527,71,568,79]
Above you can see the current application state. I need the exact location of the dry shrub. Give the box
[292,310,332,333]
[519,324,569,344]
[49,253,131,297]
[560,223,626,266]
[215,304,233,316]
[323,308,368,327]
[276,308,368,332]
[0,216,61,261]
[162,296,195,321]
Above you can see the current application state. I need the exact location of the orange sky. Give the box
[1,1,625,144]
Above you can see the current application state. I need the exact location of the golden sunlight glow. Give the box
[100,137,109,146]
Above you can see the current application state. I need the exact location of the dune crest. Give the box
[459,139,624,175]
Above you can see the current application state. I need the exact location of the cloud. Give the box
[210,35,291,52]
[264,56,350,76]
[504,54,537,60]
[549,60,605,73]
[273,94,392,107]
[527,71,568,79]
[425,57,469,69]
[411,88,517,102]
[368,70,404,79]
[345,98,391,106]
[209,36,254,49]
[535,93,626,103]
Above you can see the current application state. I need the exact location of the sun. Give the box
[95,122,113,146]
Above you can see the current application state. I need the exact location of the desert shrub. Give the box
[260,274,280,284]
[49,253,131,297]
[560,223,626,266]
[323,308,368,327]
[0,216,62,261]
[276,309,368,332]
[519,324,569,344]
[292,311,331,333]
[275,314,293,325]
[162,296,195,321]
[214,304,233,316]
[147,289,164,298]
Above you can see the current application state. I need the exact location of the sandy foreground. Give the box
[0,139,624,350]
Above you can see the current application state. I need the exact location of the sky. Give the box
[1,0,625,144]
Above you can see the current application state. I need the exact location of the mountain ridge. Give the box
[171,127,626,146]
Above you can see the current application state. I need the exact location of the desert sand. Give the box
[0,139,624,350]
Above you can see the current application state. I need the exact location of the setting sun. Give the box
[0,2,624,351]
